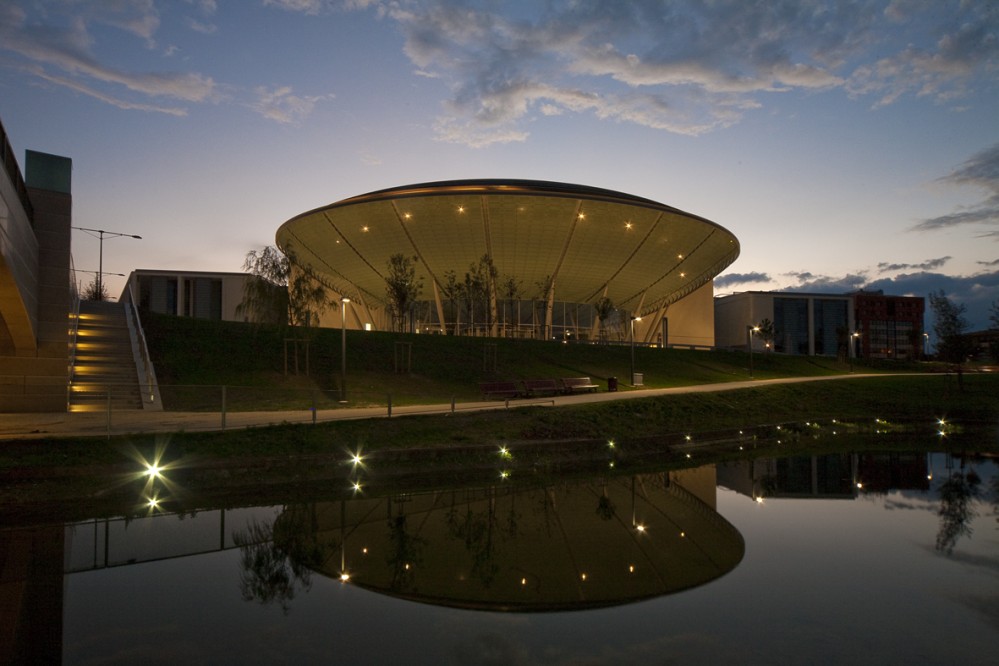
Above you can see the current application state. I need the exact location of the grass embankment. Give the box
[3,373,996,524]
[5,313,996,523]
[142,312,919,410]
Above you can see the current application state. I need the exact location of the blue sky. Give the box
[1,0,997,328]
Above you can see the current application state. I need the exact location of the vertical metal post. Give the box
[340,298,350,403]
[312,391,317,424]
[106,389,111,439]
[387,394,392,418]
[451,396,456,414]
[221,385,227,430]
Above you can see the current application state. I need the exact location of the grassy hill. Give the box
[140,312,913,409]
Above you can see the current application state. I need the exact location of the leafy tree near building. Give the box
[756,318,775,355]
[238,245,331,328]
[385,253,423,332]
[81,275,109,302]
[929,290,973,390]
[595,296,615,343]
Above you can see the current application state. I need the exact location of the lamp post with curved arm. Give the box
[339,297,351,403]
[72,226,142,299]
[748,325,760,378]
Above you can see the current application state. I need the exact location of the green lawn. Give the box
[142,312,924,410]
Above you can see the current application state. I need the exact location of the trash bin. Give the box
[608,376,618,392]
[632,372,644,387]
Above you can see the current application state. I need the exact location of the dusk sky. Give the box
[1,1,997,328]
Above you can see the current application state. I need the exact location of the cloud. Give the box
[186,18,217,35]
[250,86,333,124]
[913,143,999,234]
[0,2,217,105]
[24,64,189,116]
[1,1,332,124]
[878,257,951,273]
[783,272,868,293]
[776,268,999,329]
[714,272,772,289]
[263,0,328,15]
[357,0,998,146]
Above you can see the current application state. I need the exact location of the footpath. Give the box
[0,375,888,441]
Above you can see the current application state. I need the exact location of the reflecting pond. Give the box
[4,434,999,665]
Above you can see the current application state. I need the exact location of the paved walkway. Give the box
[0,374,890,440]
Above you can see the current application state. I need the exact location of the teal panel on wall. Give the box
[25,150,72,193]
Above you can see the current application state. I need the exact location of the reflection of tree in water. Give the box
[232,505,333,613]
[596,483,616,520]
[445,489,519,588]
[936,470,981,555]
[387,504,426,591]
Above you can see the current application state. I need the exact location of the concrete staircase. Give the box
[69,300,143,412]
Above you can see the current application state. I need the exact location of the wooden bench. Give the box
[480,381,521,400]
[523,378,560,396]
[561,377,600,393]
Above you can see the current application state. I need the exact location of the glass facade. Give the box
[774,298,808,354]
[813,299,848,356]
[773,296,849,356]
[138,275,222,320]
[410,299,607,340]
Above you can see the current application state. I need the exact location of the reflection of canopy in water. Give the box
[292,467,744,612]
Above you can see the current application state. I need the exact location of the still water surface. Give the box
[13,442,999,664]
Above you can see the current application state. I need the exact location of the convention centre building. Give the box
[276,180,740,348]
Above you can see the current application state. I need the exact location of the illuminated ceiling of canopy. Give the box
[276,180,739,316]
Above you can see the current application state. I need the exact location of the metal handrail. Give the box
[125,283,161,408]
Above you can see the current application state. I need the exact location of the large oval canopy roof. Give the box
[290,473,745,612]
[276,179,739,315]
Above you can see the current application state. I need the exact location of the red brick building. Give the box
[852,290,925,359]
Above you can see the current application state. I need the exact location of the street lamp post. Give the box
[747,325,760,377]
[340,297,350,403]
[850,331,860,372]
[72,227,142,299]
[630,315,642,386]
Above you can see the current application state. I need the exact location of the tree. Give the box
[935,471,980,555]
[81,275,109,302]
[440,269,460,334]
[756,318,775,355]
[595,297,615,343]
[500,275,522,333]
[238,245,331,327]
[385,254,422,332]
[929,290,973,389]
